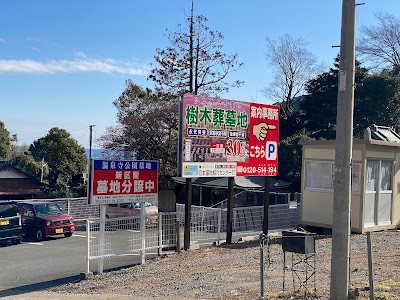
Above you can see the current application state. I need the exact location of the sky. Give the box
[1,0,399,149]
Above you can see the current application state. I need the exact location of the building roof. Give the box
[172,176,290,190]
[0,163,45,199]
[367,125,400,143]
[0,163,41,182]
[300,125,400,148]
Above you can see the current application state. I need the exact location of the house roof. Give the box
[0,163,42,183]
[0,189,44,196]
[172,176,290,190]
[0,164,45,198]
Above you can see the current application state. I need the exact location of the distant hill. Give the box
[84,148,135,160]
[85,148,118,160]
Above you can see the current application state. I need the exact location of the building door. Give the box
[364,160,393,227]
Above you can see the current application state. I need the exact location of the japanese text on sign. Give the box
[180,95,280,177]
[89,160,158,205]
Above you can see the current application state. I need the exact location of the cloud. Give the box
[0,56,150,75]
[0,38,5,44]
[26,37,40,42]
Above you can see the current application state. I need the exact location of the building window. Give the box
[352,163,361,193]
[305,160,361,193]
[305,161,334,191]
[380,161,392,191]
[366,160,378,192]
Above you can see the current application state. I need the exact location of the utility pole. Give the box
[330,0,356,298]
[40,157,45,183]
[89,125,95,161]
[87,125,95,204]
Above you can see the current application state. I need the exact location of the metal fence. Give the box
[19,197,100,221]
[24,197,300,248]
[174,203,300,245]
[211,191,301,209]
[24,197,300,232]
[176,204,223,245]
[21,197,301,274]
[85,213,177,274]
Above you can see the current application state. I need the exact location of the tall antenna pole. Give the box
[330,0,356,298]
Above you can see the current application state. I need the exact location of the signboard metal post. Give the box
[263,177,270,235]
[98,204,106,274]
[226,177,234,244]
[140,201,146,264]
[184,178,192,251]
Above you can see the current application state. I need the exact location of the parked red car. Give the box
[17,201,75,241]
[106,201,158,224]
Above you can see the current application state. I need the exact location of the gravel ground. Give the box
[45,230,400,299]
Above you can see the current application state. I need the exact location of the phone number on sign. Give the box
[237,166,277,175]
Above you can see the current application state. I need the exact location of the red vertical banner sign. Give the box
[236,103,280,176]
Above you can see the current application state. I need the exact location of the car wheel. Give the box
[12,238,21,245]
[64,232,73,238]
[35,229,44,242]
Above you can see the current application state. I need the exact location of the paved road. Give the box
[0,223,264,300]
[0,226,158,299]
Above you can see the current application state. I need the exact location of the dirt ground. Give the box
[20,230,400,299]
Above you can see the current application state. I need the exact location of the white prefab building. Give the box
[300,126,400,233]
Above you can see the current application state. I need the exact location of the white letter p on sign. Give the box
[266,142,277,160]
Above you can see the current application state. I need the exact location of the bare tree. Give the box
[357,12,400,71]
[263,34,323,117]
[148,1,243,96]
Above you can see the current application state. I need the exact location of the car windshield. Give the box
[133,202,155,208]
[34,203,63,216]
[0,203,18,218]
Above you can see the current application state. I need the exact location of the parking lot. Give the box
[0,226,159,299]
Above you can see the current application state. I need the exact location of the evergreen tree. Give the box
[29,127,87,187]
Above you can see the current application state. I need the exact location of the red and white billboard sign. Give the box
[180,94,280,177]
[89,159,158,204]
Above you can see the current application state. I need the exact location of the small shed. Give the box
[300,126,400,233]
[0,163,45,200]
